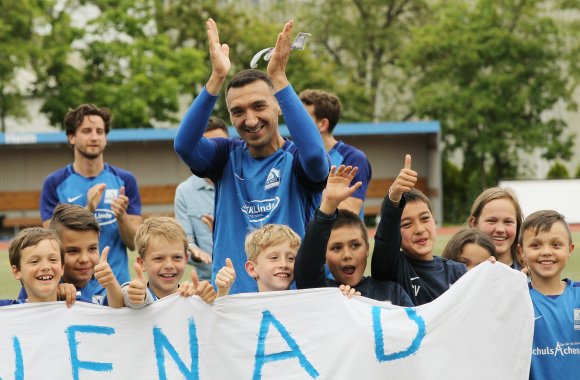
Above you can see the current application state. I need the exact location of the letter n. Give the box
[252,310,319,380]
[153,318,199,380]
[372,307,425,362]
[13,336,24,380]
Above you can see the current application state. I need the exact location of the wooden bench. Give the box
[0,177,428,232]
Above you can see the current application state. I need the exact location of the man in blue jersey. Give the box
[40,104,142,285]
[299,89,371,217]
[174,19,329,294]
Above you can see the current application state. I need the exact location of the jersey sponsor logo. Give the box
[92,294,106,305]
[264,168,281,190]
[241,197,280,223]
[104,189,119,204]
[67,194,83,203]
[410,277,421,297]
[575,309,580,331]
[94,208,116,226]
[533,342,580,356]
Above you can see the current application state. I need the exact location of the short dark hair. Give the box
[64,104,112,136]
[332,209,369,247]
[206,116,229,136]
[9,227,64,270]
[299,89,342,132]
[226,69,274,95]
[520,210,573,245]
[49,203,100,236]
[442,228,496,262]
[403,189,434,214]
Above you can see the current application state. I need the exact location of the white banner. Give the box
[0,262,533,380]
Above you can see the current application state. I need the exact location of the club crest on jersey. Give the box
[264,168,281,190]
[104,189,118,204]
[575,308,580,331]
[241,197,280,223]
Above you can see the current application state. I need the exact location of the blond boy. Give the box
[122,216,216,308]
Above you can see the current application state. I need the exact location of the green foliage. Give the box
[442,158,469,224]
[576,164,580,179]
[546,161,570,179]
[403,0,577,219]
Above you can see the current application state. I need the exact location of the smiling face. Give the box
[226,80,283,157]
[326,226,368,286]
[400,201,436,260]
[61,229,100,289]
[245,241,296,292]
[137,238,187,299]
[520,221,574,284]
[471,198,517,263]
[68,115,107,160]
[12,239,63,302]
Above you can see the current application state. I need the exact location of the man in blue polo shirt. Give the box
[174,19,329,294]
[40,104,142,285]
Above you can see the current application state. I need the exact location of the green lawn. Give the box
[2,231,580,299]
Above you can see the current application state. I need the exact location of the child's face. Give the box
[519,222,574,282]
[12,239,63,302]
[246,241,296,292]
[326,225,368,286]
[61,229,100,289]
[459,243,491,270]
[473,199,517,259]
[400,201,436,260]
[137,238,187,299]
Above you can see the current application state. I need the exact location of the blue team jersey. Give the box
[40,163,142,284]
[202,138,324,294]
[529,279,580,380]
[0,299,27,307]
[17,277,108,306]
[328,140,372,218]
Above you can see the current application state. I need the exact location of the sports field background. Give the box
[1,230,579,299]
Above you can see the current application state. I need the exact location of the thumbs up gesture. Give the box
[216,258,236,297]
[94,246,115,288]
[388,154,417,204]
[126,262,147,305]
[179,270,217,304]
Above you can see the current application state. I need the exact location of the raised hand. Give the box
[191,270,217,304]
[126,262,147,305]
[206,18,231,95]
[388,154,417,204]
[267,19,294,91]
[94,247,115,287]
[86,183,106,213]
[320,165,363,214]
[57,283,77,308]
[216,258,236,297]
[339,284,361,299]
[110,186,129,219]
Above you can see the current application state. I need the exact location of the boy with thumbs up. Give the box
[122,216,217,308]
[371,154,467,305]
[17,203,125,307]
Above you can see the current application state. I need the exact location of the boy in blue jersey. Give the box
[371,155,467,305]
[174,19,329,294]
[300,89,372,217]
[518,210,579,379]
[40,104,142,285]
[123,217,217,308]
[295,165,413,306]
[5,228,66,306]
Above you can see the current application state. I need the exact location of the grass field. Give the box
[2,230,580,299]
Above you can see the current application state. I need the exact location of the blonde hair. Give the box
[134,216,188,258]
[245,224,301,262]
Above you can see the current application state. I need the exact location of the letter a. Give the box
[252,310,319,380]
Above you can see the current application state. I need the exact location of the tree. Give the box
[403,0,577,216]
[546,161,570,179]
[0,0,41,132]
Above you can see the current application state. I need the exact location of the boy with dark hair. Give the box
[518,210,579,379]
[295,165,413,306]
[299,89,372,217]
[123,216,217,308]
[3,228,64,306]
[371,155,466,305]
